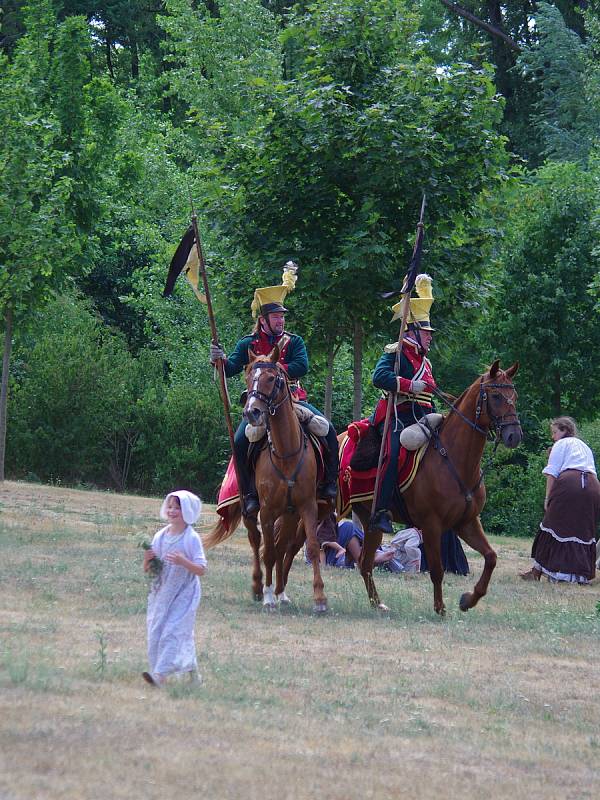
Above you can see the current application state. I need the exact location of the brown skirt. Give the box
[531,470,600,581]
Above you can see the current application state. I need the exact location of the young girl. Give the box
[142,490,207,686]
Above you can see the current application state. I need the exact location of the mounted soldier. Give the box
[370,273,442,534]
[209,263,339,516]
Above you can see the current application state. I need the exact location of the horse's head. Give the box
[478,360,522,448]
[243,346,289,427]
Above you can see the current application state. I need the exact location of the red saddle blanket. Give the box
[216,436,325,532]
[337,419,427,518]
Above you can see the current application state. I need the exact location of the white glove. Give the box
[409,379,428,394]
[210,343,226,364]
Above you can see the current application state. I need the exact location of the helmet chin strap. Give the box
[408,325,425,355]
[261,315,281,338]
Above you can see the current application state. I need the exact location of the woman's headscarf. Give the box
[160,490,202,525]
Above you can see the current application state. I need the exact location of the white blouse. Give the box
[542,436,597,478]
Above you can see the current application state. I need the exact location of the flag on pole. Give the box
[381,194,426,300]
[163,225,207,303]
[400,219,424,296]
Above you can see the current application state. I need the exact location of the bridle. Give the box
[474,378,520,440]
[246,361,290,418]
[428,376,521,511]
[432,378,520,442]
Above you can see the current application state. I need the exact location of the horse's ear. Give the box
[489,359,500,378]
[505,361,519,379]
[269,345,280,363]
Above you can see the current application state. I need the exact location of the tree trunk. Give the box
[106,33,114,80]
[353,319,363,421]
[130,34,139,80]
[324,346,335,420]
[486,0,519,99]
[552,368,561,417]
[0,306,14,482]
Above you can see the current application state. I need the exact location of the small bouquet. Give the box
[135,533,163,577]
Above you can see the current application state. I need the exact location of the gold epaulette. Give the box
[384,342,399,354]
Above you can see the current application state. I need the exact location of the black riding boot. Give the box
[319,422,339,501]
[234,420,259,516]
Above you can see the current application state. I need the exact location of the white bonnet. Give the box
[160,490,202,525]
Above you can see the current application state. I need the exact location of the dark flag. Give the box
[163,225,207,303]
[380,194,426,300]
[400,217,425,295]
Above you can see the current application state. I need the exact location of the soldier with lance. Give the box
[370,274,442,534]
[210,263,339,516]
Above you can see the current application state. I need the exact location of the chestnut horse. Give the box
[350,360,522,615]
[204,347,327,612]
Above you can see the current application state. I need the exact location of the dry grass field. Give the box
[1,479,599,800]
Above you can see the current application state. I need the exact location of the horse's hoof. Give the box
[277,593,291,605]
[313,601,328,614]
[377,603,390,613]
[459,592,471,612]
[435,605,446,616]
[253,592,263,602]
[263,602,277,612]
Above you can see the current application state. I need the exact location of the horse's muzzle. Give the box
[502,423,523,449]
[244,404,264,427]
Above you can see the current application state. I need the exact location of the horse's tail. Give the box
[203,505,242,549]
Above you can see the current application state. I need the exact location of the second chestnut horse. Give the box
[349,360,522,614]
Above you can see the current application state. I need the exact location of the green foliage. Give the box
[518,3,599,164]
[480,446,547,538]
[208,0,509,375]
[488,161,600,420]
[0,4,81,322]
[7,294,139,484]
[7,291,229,497]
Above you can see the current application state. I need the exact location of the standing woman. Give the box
[521,417,600,583]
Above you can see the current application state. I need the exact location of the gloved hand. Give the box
[210,343,226,364]
[409,379,428,394]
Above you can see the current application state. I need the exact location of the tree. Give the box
[517,3,600,164]
[0,3,128,479]
[0,5,81,480]
[206,0,509,414]
[490,161,600,420]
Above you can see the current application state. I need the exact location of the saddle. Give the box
[349,424,382,471]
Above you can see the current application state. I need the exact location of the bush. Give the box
[7,295,137,486]
[128,383,230,500]
[480,446,547,538]
[7,292,232,498]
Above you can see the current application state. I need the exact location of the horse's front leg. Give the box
[455,516,497,611]
[360,516,385,610]
[274,514,298,604]
[421,527,445,615]
[302,502,327,614]
[245,515,263,601]
[260,512,277,610]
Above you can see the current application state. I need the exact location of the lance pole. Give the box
[189,209,247,514]
[369,195,426,528]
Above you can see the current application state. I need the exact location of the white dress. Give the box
[146,524,207,679]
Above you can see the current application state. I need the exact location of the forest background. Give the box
[2,0,600,538]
